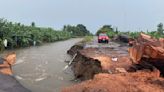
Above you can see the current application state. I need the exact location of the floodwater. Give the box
[0,38,82,92]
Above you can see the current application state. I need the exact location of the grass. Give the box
[81,36,93,43]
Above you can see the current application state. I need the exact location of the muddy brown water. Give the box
[0,38,82,92]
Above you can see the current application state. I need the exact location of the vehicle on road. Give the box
[98,33,109,43]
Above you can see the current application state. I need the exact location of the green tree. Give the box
[31,22,35,27]
[96,25,116,38]
[63,24,91,37]
[76,24,90,36]
[157,23,164,35]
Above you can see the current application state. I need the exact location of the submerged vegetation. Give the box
[0,18,91,51]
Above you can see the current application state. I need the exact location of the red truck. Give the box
[98,33,109,43]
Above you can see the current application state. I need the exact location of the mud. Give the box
[72,51,102,80]
[113,35,130,43]
[67,43,84,56]
[62,71,164,92]
[140,58,164,76]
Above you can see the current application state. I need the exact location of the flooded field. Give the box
[0,38,82,92]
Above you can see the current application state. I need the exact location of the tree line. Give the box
[0,18,91,51]
[96,23,164,39]
[63,24,92,37]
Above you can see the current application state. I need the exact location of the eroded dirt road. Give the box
[62,36,164,92]
[68,37,131,80]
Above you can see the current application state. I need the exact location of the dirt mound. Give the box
[67,43,84,56]
[72,51,102,80]
[129,33,164,76]
[62,70,164,92]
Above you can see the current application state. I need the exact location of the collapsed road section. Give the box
[62,34,164,92]
[66,38,133,80]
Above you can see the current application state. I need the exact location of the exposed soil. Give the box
[63,36,164,92]
[72,51,102,80]
[67,43,84,56]
[62,70,164,92]
[71,46,133,80]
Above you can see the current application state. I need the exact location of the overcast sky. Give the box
[0,0,164,33]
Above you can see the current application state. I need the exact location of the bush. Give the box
[0,18,72,49]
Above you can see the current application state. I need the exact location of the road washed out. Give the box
[62,35,164,92]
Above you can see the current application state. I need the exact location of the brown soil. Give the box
[72,51,102,80]
[71,46,133,80]
[64,36,164,92]
[62,70,164,92]
[67,43,84,56]
[129,33,164,76]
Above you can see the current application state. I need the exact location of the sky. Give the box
[0,0,164,33]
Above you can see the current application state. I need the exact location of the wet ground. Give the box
[0,38,82,92]
[84,37,121,48]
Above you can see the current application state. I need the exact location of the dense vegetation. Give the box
[63,24,92,37]
[0,18,91,51]
[96,25,117,38]
[96,23,164,39]
[124,23,164,39]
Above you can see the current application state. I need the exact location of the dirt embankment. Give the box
[72,51,102,80]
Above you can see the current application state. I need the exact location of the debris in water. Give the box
[35,77,46,82]
[63,53,77,70]
[15,75,23,80]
